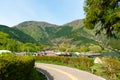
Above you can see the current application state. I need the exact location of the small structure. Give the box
[0,50,11,54]
[16,52,27,56]
[46,53,57,56]
[54,51,62,55]
[74,52,81,55]
[45,50,57,56]
[94,57,103,64]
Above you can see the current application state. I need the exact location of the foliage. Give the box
[12,20,97,46]
[0,20,119,51]
[0,32,9,39]
[13,21,58,45]
[0,31,44,52]
[79,45,90,52]
[0,54,35,80]
[84,0,120,38]
[54,26,73,38]
[109,39,120,50]
[59,45,67,51]
[91,64,106,77]
[68,48,79,52]
[29,68,46,80]
[89,45,102,53]
[103,57,120,79]
[0,25,36,43]
[36,56,94,71]
[92,57,120,80]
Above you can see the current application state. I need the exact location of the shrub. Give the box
[92,57,120,80]
[79,46,89,52]
[103,57,120,79]
[89,45,102,53]
[0,54,35,80]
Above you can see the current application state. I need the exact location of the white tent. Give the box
[0,50,11,54]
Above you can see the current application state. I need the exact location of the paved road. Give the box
[35,63,105,80]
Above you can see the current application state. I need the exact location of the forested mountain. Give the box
[13,21,58,44]
[0,25,36,43]
[0,19,119,50]
[64,19,84,29]
[12,20,96,46]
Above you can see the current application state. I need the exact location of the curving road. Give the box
[35,63,106,80]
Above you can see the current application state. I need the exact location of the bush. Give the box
[89,45,102,53]
[92,57,120,80]
[79,46,89,52]
[103,57,120,79]
[0,54,35,80]
[36,56,94,71]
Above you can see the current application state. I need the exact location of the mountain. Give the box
[13,20,97,46]
[13,21,58,44]
[0,25,36,43]
[64,19,84,29]
[0,19,119,50]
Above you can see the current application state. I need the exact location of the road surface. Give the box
[35,63,105,80]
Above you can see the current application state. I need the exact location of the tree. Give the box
[89,45,102,53]
[84,0,120,38]
[0,32,9,39]
[79,46,89,52]
[52,37,71,51]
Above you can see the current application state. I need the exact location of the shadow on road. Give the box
[35,67,54,80]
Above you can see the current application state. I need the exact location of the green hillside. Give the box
[0,19,119,50]
[0,25,36,43]
[13,20,97,46]
[13,21,58,44]
[0,31,44,52]
[64,19,84,29]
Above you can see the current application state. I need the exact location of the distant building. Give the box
[16,52,27,55]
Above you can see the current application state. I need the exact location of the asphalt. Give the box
[35,63,106,80]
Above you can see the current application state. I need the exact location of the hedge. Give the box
[0,54,35,80]
[36,56,94,71]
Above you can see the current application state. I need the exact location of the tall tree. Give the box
[84,0,120,38]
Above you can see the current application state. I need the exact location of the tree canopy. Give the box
[84,0,120,38]
[0,31,44,52]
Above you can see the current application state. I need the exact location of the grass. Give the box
[29,69,46,80]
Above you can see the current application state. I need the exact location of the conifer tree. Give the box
[84,0,120,38]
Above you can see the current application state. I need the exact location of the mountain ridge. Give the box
[12,19,96,45]
[0,19,120,49]
[0,25,36,43]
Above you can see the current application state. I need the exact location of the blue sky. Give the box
[0,0,85,27]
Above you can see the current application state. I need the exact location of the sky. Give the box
[0,0,85,27]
